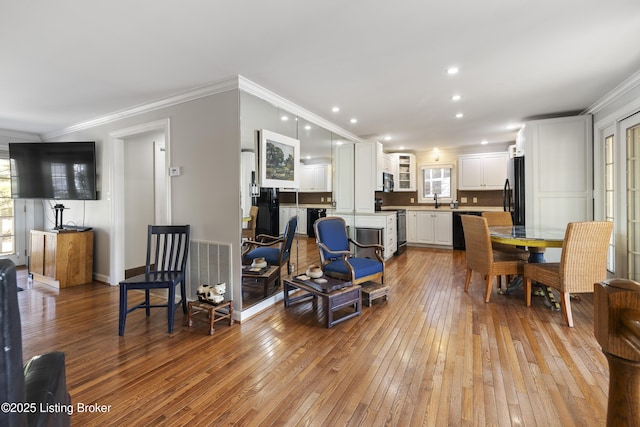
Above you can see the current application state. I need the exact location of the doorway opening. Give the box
[109,119,171,284]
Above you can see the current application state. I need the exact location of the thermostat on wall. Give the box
[169,166,182,176]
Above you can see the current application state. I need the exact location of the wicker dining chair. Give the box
[461,215,527,302]
[523,221,613,327]
[481,211,529,260]
[242,205,259,241]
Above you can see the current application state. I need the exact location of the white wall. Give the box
[45,90,242,292]
[123,132,157,270]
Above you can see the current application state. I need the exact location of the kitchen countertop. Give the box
[382,205,505,212]
[280,204,505,213]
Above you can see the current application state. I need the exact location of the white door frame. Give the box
[618,112,640,280]
[108,119,171,285]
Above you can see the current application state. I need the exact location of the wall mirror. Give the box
[239,90,356,310]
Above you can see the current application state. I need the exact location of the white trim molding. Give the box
[585,69,640,114]
[43,75,365,145]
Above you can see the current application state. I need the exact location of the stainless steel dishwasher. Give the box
[355,227,383,259]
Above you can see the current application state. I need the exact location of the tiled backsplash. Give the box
[279,189,503,208]
[375,189,503,208]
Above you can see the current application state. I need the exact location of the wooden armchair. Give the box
[242,216,298,283]
[314,216,384,285]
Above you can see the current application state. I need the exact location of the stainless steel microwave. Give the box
[383,172,394,192]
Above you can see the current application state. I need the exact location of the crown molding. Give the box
[584,69,640,114]
[42,77,239,140]
[238,75,365,143]
[0,128,41,140]
[42,74,364,144]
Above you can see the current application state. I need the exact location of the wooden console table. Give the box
[29,229,94,288]
[283,276,361,328]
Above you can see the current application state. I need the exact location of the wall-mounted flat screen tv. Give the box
[9,142,97,200]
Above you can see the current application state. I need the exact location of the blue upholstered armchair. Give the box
[242,215,298,276]
[314,216,384,285]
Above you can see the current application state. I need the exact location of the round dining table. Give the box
[489,225,565,263]
[489,224,566,309]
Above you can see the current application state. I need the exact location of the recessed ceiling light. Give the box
[455,113,464,119]
[446,67,459,75]
[451,94,462,101]
[306,155,311,159]
[399,146,405,150]
[336,141,343,146]
[506,123,522,130]
[481,140,488,145]
[304,125,311,130]
[384,135,392,141]
[332,106,340,113]
[350,118,358,124]
[281,115,288,121]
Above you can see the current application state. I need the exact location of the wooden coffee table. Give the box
[242,265,280,298]
[283,276,361,328]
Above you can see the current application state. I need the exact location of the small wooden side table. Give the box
[361,281,389,307]
[187,300,233,335]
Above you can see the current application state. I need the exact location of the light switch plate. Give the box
[169,166,182,176]
[473,197,478,203]
[461,197,468,203]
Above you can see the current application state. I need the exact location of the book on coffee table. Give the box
[292,274,352,293]
[242,265,270,275]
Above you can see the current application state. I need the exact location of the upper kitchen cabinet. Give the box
[298,117,333,193]
[458,152,508,190]
[299,164,331,192]
[392,153,416,191]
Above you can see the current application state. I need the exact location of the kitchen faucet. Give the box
[434,193,439,208]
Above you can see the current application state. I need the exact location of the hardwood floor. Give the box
[17,238,609,426]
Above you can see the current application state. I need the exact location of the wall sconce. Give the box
[433,148,440,162]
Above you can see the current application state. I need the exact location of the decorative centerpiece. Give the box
[251,257,267,268]
[306,265,323,279]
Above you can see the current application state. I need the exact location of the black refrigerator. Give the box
[504,156,525,226]
[254,188,279,236]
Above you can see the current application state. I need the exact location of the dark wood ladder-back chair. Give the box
[118,225,190,335]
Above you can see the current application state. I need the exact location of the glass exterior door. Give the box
[627,122,640,281]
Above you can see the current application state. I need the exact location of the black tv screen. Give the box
[9,142,97,200]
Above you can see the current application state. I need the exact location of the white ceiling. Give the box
[1,1,640,151]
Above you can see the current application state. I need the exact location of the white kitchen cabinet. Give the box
[355,141,382,212]
[333,212,396,260]
[522,115,593,263]
[409,211,452,246]
[300,164,331,192]
[279,207,291,235]
[458,152,508,190]
[296,207,307,235]
[354,212,397,260]
[334,143,355,213]
[393,153,416,191]
[382,153,396,175]
[280,206,307,235]
[407,210,417,243]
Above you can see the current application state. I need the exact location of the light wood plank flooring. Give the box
[17,238,609,426]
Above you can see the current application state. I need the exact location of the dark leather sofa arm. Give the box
[24,351,71,427]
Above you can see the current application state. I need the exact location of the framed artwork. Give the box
[258,129,300,188]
